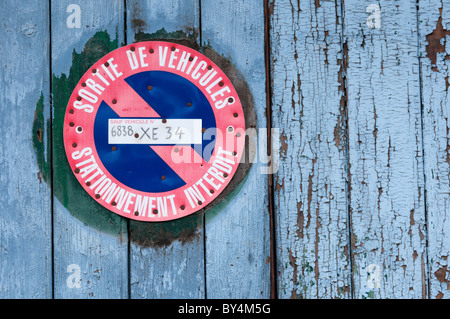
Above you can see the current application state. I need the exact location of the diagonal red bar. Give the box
[107,81,160,118]
[105,81,207,183]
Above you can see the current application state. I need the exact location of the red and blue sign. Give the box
[64,41,245,222]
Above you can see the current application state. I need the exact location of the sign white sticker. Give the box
[108,118,202,145]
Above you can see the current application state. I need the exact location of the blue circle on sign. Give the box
[93,71,217,193]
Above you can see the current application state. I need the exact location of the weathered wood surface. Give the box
[0,0,52,298]
[419,0,450,299]
[125,0,206,299]
[1,0,450,299]
[201,0,271,299]
[345,0,427,299]
[270,0,352,298]
[51,0,128,298]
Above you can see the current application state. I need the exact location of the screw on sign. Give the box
[63,41,245,222]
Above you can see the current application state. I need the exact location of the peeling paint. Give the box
[32,92,50,184]
[425,8,450,72]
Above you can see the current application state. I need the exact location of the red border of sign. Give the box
[63,41,245,222]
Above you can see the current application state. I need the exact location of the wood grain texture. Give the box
[51,0,129,299]
[270,0,352,298]
[201,0,271,299]
[0,0,52,298]
[126,0,206,299]
[418,0,450,299]
[345,0,427,298]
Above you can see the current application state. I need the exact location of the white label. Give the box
[108,118,202,145]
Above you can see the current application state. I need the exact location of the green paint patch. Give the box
[33,29,254,247]
[51,31,124,235]
[32,92,51,183]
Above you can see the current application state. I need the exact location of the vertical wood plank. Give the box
[201,0,271,299]
[51,0,129,298]
[418,0,450,299]
[270,0,352,298]
[126,0,205,299]
[0,0,52,298]
[345,0,427,298]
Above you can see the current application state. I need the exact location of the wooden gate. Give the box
[0,0,449,299]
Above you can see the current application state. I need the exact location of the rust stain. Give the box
[36,128,42,143]
[306,173,313,229]
[288,249,298,286]
[296,201,304,239]
[333,124,341,149]
[315,0,321,10]
[335,41,349,151]
[425,7,450,72]
[130,1,147,34]
[434,265,448,283]
[275,176,284,193]
[290,289,298,299]
[280,131,288,158]
[131,18,147,33]
[410,209,415,226]
[130,216,202,249]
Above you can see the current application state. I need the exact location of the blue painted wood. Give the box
[51,0,129,299]
[270,0,352,298]
[345,0,427,298]
[201,0,271,299]
[2,0,450,300]
[126,0,206,299]
[0,0,52,298]
[418,0,450,299]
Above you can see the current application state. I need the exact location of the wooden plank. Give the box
[418,0,450,299]
[201,0,271,299]
[51,0,129,298]
[270,0,352,298]
[0,0,52,298]
[126,0,205,299]
[344,0,427,298]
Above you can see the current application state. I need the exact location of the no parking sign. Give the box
[64,41,245,222]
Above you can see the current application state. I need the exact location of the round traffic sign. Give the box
[63,41,245,222]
